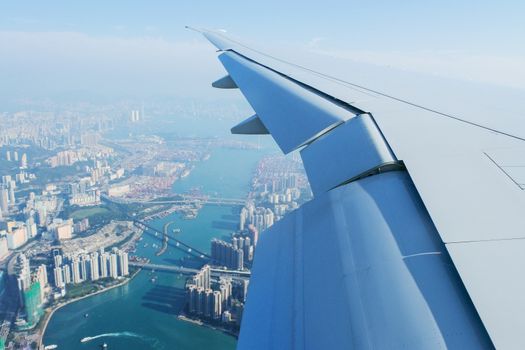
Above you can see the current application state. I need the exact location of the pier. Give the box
[155,221,174,256]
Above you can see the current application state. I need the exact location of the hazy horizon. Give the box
[1,0,524,106]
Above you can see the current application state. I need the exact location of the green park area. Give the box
[64,200,143,228]
[69,207,110,220]
[62,278,121,301]
[66,206,115,228]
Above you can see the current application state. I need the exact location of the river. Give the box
[42,143,270,349]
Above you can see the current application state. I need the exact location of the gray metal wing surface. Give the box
[192,28,525,349]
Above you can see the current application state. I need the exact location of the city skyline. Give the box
[0,94,308,348]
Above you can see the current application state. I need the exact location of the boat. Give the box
[84,313,89,318]
[101,343,108,349]
[44,345,58,350]
[80,337,92,343]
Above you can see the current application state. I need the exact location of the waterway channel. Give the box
[43,145,269,349]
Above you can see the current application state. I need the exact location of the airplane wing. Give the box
[192,27,525,349]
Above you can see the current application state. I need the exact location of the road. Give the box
[107,194,246,206]
[130,262,251,280]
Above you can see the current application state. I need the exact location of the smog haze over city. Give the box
[0,1,524,349]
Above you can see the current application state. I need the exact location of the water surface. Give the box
[43,146,268,349]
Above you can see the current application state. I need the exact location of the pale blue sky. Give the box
[1,1,524,101]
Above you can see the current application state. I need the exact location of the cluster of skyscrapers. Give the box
[4,150,27,169]
[183,158,310,330]
[67,157,121,206]
[239,186,303,232]
[211,237,253,270]
[239,204,274,233]
[270,174,298,192]
[0,181,64,256]
[46,150,82,167]
[0,218,38,255]
[129,110,141,123]
[4,240,131,337]
[14,254,48,329]
[0,178,17,220]
[20,189,57,229]
[0,216,89,260]
[185,265,243,324]
[0,107,116,152]
[52,247,129,290]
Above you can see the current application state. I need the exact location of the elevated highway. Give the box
[130,262,251,279]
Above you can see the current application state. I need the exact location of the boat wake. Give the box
[81,331,161,346]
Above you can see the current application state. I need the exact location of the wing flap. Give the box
[239,172,492,349]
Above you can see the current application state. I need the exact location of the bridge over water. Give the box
[147,198,246,206]
[130,262,251,279]
[134,220,211,260]
[109,194,247,206]
[130,210,252,282]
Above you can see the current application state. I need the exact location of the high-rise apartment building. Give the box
[0,237,8,260]
[118,251,129,276]
[20,153,27,168]
[54,267,64,288]
[71,258,81,284]
[0,188,8,213]
[212,291,222,319]
[109,253,118,278]
[211,239,244,270]
[99,252,108,278]
[63,264,71,284]
[90,252,100,281]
